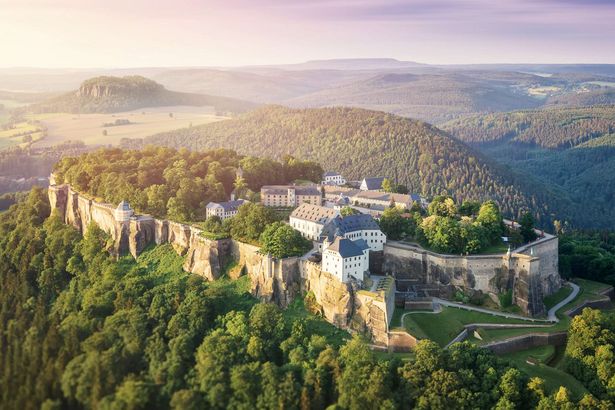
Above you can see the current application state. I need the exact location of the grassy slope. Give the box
[402,307,532,347]
[501,346,589,399]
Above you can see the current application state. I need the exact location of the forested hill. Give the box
[443,106,615,229]
[135,105,574,226]
[443,105,615,148]
[21,75,258,114]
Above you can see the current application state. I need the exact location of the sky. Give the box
[1,0,615,68]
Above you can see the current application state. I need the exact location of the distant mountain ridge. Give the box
[22,75,258,114]
[129,105,577,227]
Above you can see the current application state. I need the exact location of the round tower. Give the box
[114,200,134,222]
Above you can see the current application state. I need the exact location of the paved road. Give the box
[432,298,552,322]
[547,282,579,321]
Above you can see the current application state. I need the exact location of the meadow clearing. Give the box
[29,106,226,147]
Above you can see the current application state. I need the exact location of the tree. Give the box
[382,178,394,193]
[378,207,415,240]
[340,206,359,217]
[259,222,312,258]
[428,196,457,218]
[230,203,278,244]
[476,201,504,243]
[520,212,538,243]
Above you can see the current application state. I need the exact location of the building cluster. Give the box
[203,170,429,284]
[290,203,386,283]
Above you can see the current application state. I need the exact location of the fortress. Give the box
[48,181,561,346]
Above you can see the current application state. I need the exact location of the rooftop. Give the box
[261,185,321,196]
[327,236,365,258]
[206,199,246,212]
[361,177,385,190]
[290,203,338,224]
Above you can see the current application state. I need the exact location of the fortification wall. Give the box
[383,237,561,316]
[47,183,399,346]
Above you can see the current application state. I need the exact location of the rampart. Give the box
[382,234,561,316]
[48,183,394,345]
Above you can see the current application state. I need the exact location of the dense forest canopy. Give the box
[0,189,610,409]
[53,147,323,222]
[444,105,615,229]
[444,105,615,148]
[127,105,575,228]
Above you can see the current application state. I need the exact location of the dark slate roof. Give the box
[334,214,380,233]
[322,213,381,242]
[354,239,370,251]
[324,171,340,177]
[362,177,385,190]
[327,237,364,258]
[206,199,246,212]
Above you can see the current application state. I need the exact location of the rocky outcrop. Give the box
[48,182,396,345]
[300,261,395,345]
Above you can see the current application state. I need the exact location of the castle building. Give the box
[321,171,346,186]
[360,177,385,191]
[324,213,387,252]
[289,203,339,241]
[114,201,134,222]
[260,185,321,207]
[206,199,247,220]
[322,236,370,283]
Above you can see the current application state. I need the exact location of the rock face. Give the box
[300,261,395,345]
[382,239,561,316]
[48,182,395,345]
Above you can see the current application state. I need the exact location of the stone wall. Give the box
[382,236,561,316]
[48,183,396,346]
[483,332,568,355]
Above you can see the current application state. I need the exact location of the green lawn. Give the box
[501,346,589,399]
[543,285,574,310]
[403,307,532,347]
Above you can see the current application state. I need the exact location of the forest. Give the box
[130,105,577,228]
[444,105,615,229]
[559,231,615,286]
[52,147,322,223]
[0,188,611,410]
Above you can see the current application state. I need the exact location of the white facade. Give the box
[289,203,339,241]
[322,172,346,186]
[290,218,327,241]
[343,228,386,252]
[322,237,369,283]
[114,201,134,222]
[205,200,246,220]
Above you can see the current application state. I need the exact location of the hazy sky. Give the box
[1,0,615,67]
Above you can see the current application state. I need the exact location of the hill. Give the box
[134,105,575,227]
[286,72,543,124]
[153,68,368,103]
[546,89,615,107]
[23,75,258,114]
[444,106,615,228]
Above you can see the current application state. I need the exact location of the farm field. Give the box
[29,106,226,147]
[0,121,45,149]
